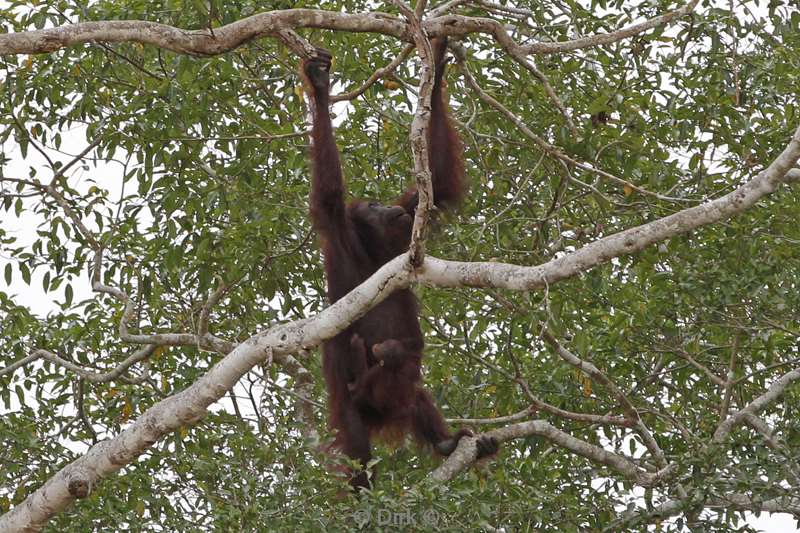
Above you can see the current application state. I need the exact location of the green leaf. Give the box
[19,263,30,285]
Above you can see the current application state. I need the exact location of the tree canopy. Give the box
[1,0,800,531]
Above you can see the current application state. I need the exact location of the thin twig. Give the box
[0,346,155,383]
[331,44,415,102]
[459,60,690,203]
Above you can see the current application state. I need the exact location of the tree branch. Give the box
[0,10,408,56]
[0,3,698,57]
[712,366,800,443]
[458,60,690,203]
[419,127,800,290]
[430,419,676,487]
[607,493,800,530]
[331,43,415,102]
[429,0,699,55]
[393,0,436,267]
[0,346,154,383]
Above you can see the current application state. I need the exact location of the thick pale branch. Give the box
[430,419,675,487]
[0,3,698,57]
[0,10,408,56]
[419,128,800,290]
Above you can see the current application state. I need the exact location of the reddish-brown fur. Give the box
[301,39,496,490]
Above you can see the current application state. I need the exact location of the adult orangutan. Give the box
[301,38,497,490]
